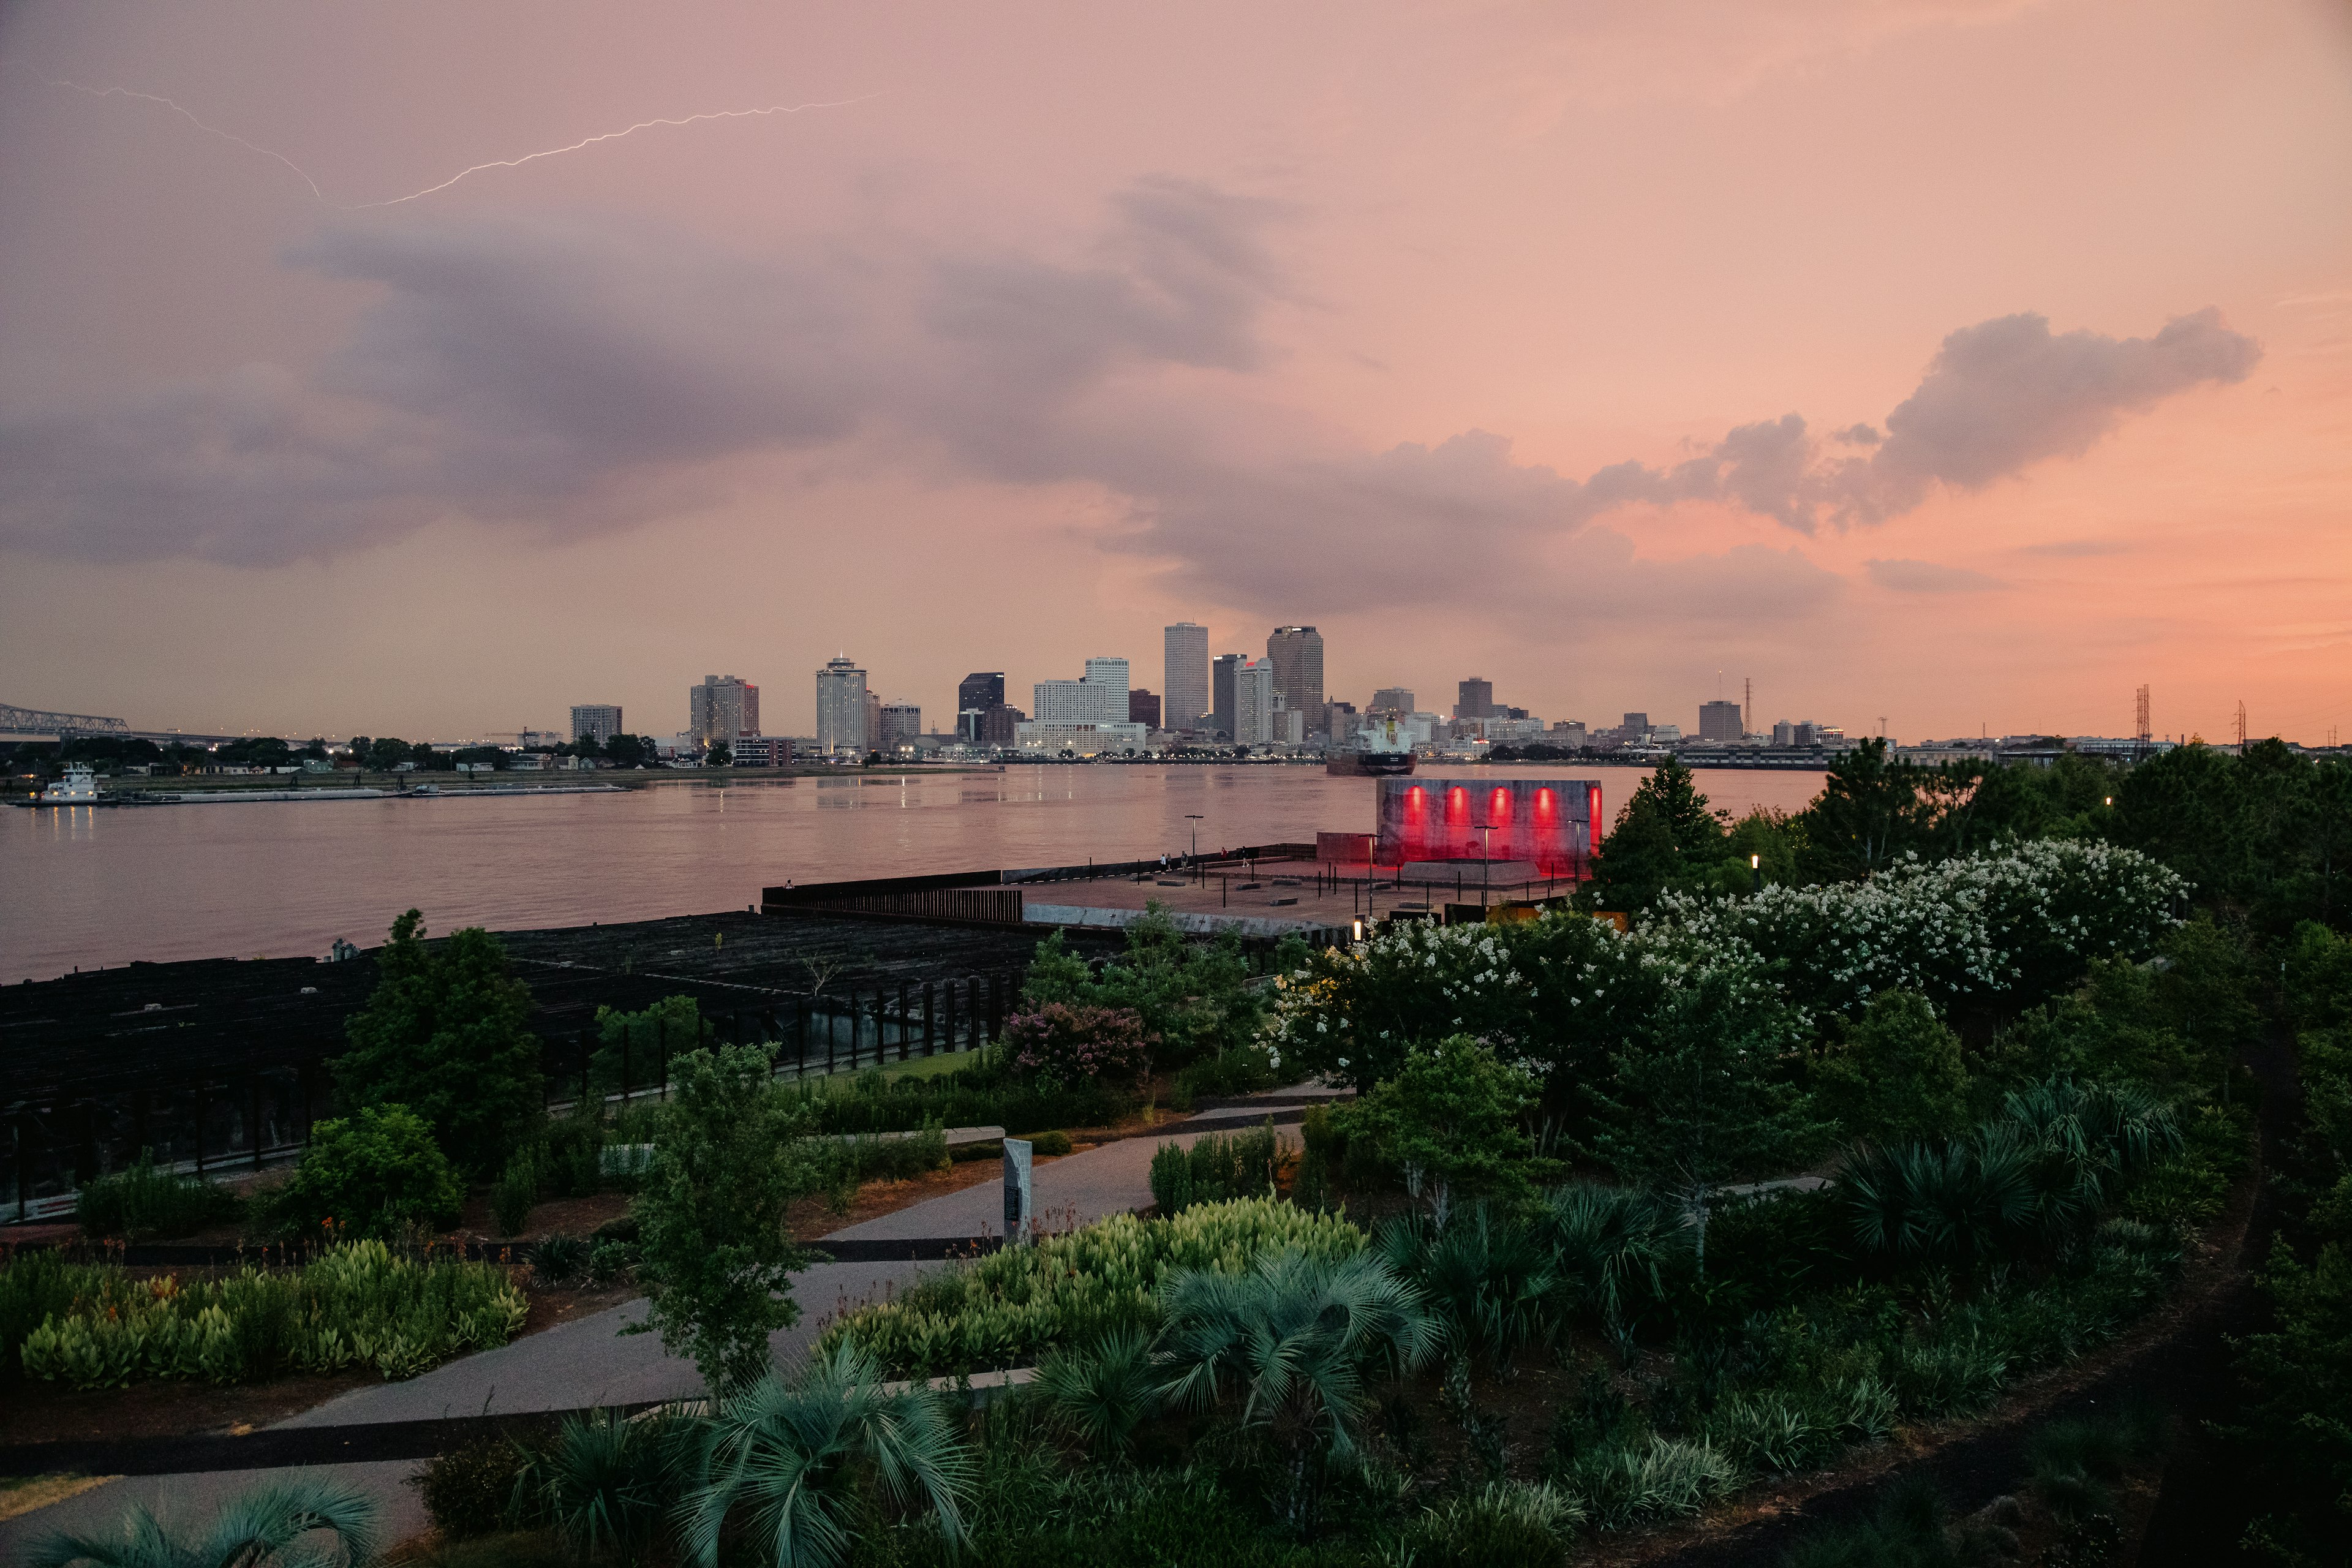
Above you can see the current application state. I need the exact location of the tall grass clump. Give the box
[1148,1124,1283,1215]
[76,1152,243,1240]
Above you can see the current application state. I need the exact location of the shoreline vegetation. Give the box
[6,737,2349,1566]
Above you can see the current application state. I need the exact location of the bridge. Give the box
[0,700,130,739]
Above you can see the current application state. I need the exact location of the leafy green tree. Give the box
[706,738,732,766]
[592,993,703,1096]
[407,739,440,769]
[1798,738,1924,881]
[1341,1035,1540,1196]
[271,1103,464,1238]
[680,1344,973,1568]
[1023,905,1264,1066]
[605,733,650,768]
[1584,759,1730,911]
[335,910,543,1175]
[1812,990,1971,1145]
[29,1476,380,1568]
[363,736,412,771]
[634,1041,828,1392]
[1584,959,1822,1273]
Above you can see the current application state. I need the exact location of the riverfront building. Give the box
[570,704,624,745]
[689,676,759,749]
[1698,699,1745,742]
[1033,657,1130,725]
[1232,657,1278,746]
[1163,623,1209,732]
[816,655,869,755]
[878,702,922,753]
[1211,653,1241,740]
[1456,677,1496,720]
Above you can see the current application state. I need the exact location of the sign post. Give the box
[1001,1137,1033,1244]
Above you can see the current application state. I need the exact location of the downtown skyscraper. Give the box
[1163,622,1208,731]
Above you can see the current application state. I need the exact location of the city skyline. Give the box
[2,5,2346,747]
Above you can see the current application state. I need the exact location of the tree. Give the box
[707,739,733,767]
[1799,738,1924,880]
[1812,990,1971,1145]
[680,1344,973,1568]
[271,1103,464,1238]
[1342,1035,1540,1196]
[633,1041,829,1392]
[1584,759,1731,911]
[1584,959,1822,1274]
[363,736,412,771]
[1022,905,1265,1066]
[334,910,543,1175]
[605,733,651,768]
[29,1475,380,1568]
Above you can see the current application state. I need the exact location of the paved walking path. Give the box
[0,1086,1329,1553]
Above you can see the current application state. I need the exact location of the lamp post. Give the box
[1751,853,1762,894]
[1476,823,1499,909]
[1185,814,1205,881]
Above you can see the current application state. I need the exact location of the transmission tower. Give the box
[2234,700,2248,753]
[1743,676,1752,735]
[2134,685,2151,759]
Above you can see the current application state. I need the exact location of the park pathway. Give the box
[0,1087,1333,1553]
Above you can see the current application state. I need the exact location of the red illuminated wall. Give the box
[1372,776,1600,877]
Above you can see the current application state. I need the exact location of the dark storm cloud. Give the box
[0,179,2260,618]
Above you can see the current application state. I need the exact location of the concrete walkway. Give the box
[0,1087,1329,1554]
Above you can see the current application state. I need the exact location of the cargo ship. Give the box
[1327,718,1415,777]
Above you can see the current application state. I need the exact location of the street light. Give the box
[1185,814,1205,881]
[1751,852,1762,894]
[1475,823,1499,908]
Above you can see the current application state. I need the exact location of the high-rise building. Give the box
[1621,712,1649,735]
[1456,677,1495,720]
[689,676,760,748]
[1322,699,1357,741]
[1232,657,1277,745]
[1211,654,1240,739]
[1129,688,1162,728]
[981,705,1024,748]
[878,701,922,752]
[1369,687,1415,715]
[957,672,1005,714]
[815,655,869,755]
[864,690,882,753]
[1163,623,1208,731]
[570,704,624,745]
[1697,700,1744,742]
[1266,627,1324,730]
[1035,657,1129,725]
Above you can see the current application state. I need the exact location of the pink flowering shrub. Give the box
[1002,1003,1155,1086]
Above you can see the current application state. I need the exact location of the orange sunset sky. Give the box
[1,1,2346,744]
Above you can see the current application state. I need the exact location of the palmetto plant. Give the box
[1157,1247,1437,1464]
[514,1409,676,1564]
[29,1476,380,1568]
[1036,1327,1159,1457]
[1376,1202,1556,1371]
[1537,1182,1690,1332]
[680,1343,973,1568]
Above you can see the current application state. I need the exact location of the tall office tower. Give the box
[1621,712,1650,735]
[1265,627,1325,729]
[689,676,760,747]
[1163,622,1209,729]
[1322,699,1357,740]
[570,704,624,745]
[1211,654,1241,739]
[864,690,882,752]
[1697,699,1744,742]
[1456,677,1496,720]
[815,655,869,755]
[1033,657,1130,724]
[981,705,1024,748]
[957,672,1005,715]
[1369,687,1415,715]
[1083,657,1129,721]
[1128,689,1162,728]
[878,701,922,752]
[1232,657,1277,745]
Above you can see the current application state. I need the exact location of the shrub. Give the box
[411,1434,526,1540]
[1781,1475,1969,1568]
[1891,1334,2008,1419]
[1148,1125,1281,1216]
[1379,1202,1559,1371]
[533,1233,587,1286]
[1036,1327,1158,1456]
[1812,990,1971,1145]
[820,1196,1364,1377]
[77,1153,241,1240]
[1564,1435,1736,1531]
[0,1247,79,1382]
[1173,1046,1281,1104]
[1030,1129,1073,1158]
[538,1104,606,1200]
[1023,908,1265,1067]
[12,1240,526,1389]
[1002,1003,1155,1086]
[491,1150,538,1238]
[268,1104,464,1240]
[514,1408,677,1563]
[1343,1035,1539,1196]
[335,909,544,1175]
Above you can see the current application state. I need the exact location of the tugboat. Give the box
[31,764,101,805]
[1326,718,1416,777]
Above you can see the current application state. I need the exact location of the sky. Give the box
[1,0,2348,746]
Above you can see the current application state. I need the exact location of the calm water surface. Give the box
[3,764,1825,982]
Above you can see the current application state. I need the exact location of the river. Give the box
[3,763,1826,983]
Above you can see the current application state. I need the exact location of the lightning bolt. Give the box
[44,78,873,209]
[48,80,326,200]
[349,97,879,208]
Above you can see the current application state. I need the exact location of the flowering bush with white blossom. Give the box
[1642,839,2187,1020]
